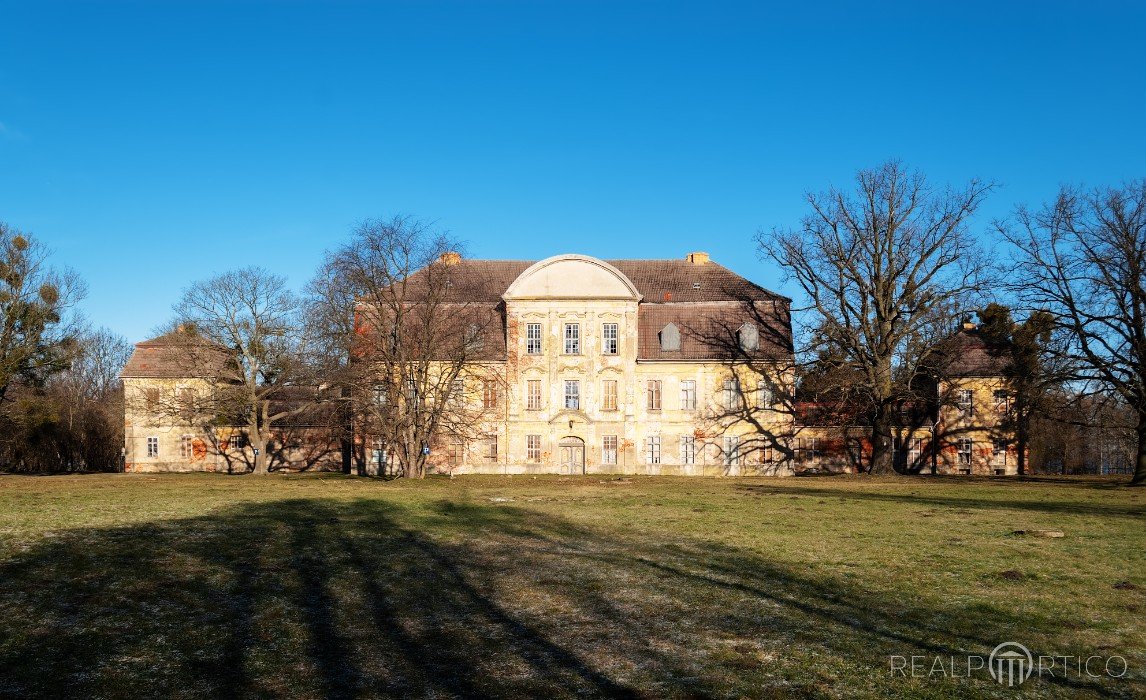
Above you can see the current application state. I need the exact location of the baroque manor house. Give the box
[120,252,1019,476]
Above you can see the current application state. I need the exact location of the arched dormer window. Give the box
[658,323,680,352]
[737,322,759,352]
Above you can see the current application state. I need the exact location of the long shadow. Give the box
[0,496,1139,699]
[736,482,1144,518]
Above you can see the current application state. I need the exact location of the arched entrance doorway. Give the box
[558,436,585,475]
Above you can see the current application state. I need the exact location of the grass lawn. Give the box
[0,473,1142,699]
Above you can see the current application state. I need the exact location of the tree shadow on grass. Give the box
[0,497,1137,699]
[736,482,1144,518]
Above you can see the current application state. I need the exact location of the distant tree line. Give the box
[2,163,1142,484]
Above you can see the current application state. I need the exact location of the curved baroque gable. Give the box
[503,254,642,301]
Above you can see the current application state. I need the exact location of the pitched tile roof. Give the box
[420,258,788,304]
[401,255,792,362]
[119,329,235,379]
[929,325,1011,377]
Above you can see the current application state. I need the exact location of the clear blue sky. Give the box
[2,1,1143,343]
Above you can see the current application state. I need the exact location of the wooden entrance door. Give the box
[559,437,585,475]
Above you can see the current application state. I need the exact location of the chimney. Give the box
[686,251,709,265]
[439,251,462,266]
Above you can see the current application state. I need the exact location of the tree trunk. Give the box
[1133,411,1146,486]
[251,415,269,475]
[1016,401,1028,476]
[869,408,895,474]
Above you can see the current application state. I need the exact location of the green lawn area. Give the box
[0,473,1141,699]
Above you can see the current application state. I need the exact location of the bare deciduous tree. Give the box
[1001,181,1146,485]
[311,216,501,479]
[172,267,312,475]
[759,161,995,474]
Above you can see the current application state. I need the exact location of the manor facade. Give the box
[393,252,796,475]
[120,252,1019,476]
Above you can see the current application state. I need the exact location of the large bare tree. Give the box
[1001,181,1146,485]
[310,216,501,478]
[172,267,311,475]
[759,161,994,474]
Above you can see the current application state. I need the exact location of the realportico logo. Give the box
[989,642,1034,686]
[889,641,1129,685]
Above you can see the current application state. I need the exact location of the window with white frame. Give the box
[680,435,696,465]
[602,380,618,411]
[993,389,1010,412]
[373,384,388,408]
[526,379,542,410]
[993,439,1007,464]
[451,378,465,404]
[526,434,541,462]
[602,435,618,465]
[957,438,973,465]
[758,382,775,409]
[147,436,159,458]
[956,389,974,413]
[723,377,743,410]
[230,434,247,451]
[646,435,661,465]
[602,323,618,355]
[680,380,696,411]
[723,436,739,466]
[564,380,580,410]
[647,380,662,411]
[564,323,580,354]
[180,435,194,459]
[526,323,542,354]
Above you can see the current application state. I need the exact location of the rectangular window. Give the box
[482,380,498,409]
[647,380,662,411]
[957,438,973,465]
[723,378,743,410]
[526,379,542,410]
[447,439,464,466]
[526,435,541,462]
[602,380,618,411]
[796,437,821,463]
[758,383,775,409]
[993,439,1007,465]
[602,435,618,465]
[760,445,775,464]
[526,323,542,354]
[602,323,618,355]
[993,389,1010,412]
[144,388,159,412]
[723,436,739,466]
[230,434,247,451]
[564,380,580,409]
[147,436,159,458]
[564,323,580,354]
[646,436,661,465]
[178,388,196,417]
[373,384,388,407]
[680,435,696,465]
[179,435,194,459]
[486,435,498,463]
[450,378,465,405]
[895,437,923,468]
[956,389,974,413]
[680,380,696,411]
